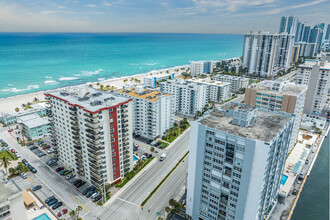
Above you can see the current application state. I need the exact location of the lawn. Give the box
[157,140,168,149]
[0,150,18,160]
[161,120,190,144]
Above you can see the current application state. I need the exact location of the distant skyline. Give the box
[0,0,329,33]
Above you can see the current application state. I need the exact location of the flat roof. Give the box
[0,171,21,203]
[18,114,50,128]
[187,78,230,87]
[250,82,306,96]
[199,109,291,142]
[116,88,171,102]
[46,87,130,113]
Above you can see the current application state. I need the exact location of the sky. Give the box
[0,0,329,34]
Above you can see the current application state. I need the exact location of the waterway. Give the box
[292,134,329,219]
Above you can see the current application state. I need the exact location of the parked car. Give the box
[45,196,55,204]
[292,189,298,195]
[60,170,69,175]
[27,164,33,170]
[15,153,21,158]
[62,209,68,215]
[73,179,82,186]
[159,153,166,161]
[93,195,102,202]
[52,201,63,210]
[140,155,146,160]
[38,152,46,157]
[89,186,96,193]
[11,149,16,153]
[30,146,37,150]
[47,149,55,154]
[47,198,58,206]
[144,153,148,156]
[56,167,64,172]
[22,159,28,165]
[305,159,309,165]
[20,172,27,179]
[31,168,37,174]
[83,187,92,195]
[76,181,86,188]
[57,212,62,217]
[43,145,50,150]
[47,159,57,166]
[66,174,75,180]
[63,170,72,175]
[146,154,152,159]
[86,191,93,198]
[91,192,99,199]
[32,185,42,191]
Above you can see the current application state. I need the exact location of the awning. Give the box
[22,189,35,206]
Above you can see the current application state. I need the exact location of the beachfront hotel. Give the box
[115,85,174,140]
[295,54,330,115]
[159,79,208,117]
[186,103,294,220]
[244,80,307,151]
[45,87,133,187]
[186,78,231,103]
[242,31,294,76]
[190,61,214,76]
[213,75,249,93]
[144,72,175,88]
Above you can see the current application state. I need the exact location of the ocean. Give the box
[0,33,243,99]
[292,134,329,220]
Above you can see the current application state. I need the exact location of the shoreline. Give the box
[0,64,189,113]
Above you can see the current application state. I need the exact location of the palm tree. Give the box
[69,210,76,219]
[15,107,20,112]
[21,103,26,109]
[33,97,39,103]
[89,84,93,87]
[76,205,82,219]
[0,156,11,175]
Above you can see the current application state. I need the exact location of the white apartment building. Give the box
[186,78,231,103]
[144,73,175,88]
[213,75,249,93]
[159,79,208,117]
[187,104,294,220]
[45,87,133,187]
[190,61,214,76]
[115,86,174,140]
[244,80,307,151]
[243,31,294,76]
[295,56,330,114]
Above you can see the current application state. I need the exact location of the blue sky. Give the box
[0,0,329,33]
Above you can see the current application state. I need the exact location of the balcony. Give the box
[123,158,130,164]
[73,139,80,145]
[122,128,129,133]
[72,135,80,140]
[123,142,129,146]
[86,137,100,146]
[75,153,83,159]
[122,114,128,118]
[121,109,128,113]
[71,121,78,126]
[69,106,77,111]
[83,112,97,118]
[71,125,80,132]
[70,116,78,121]
[86,129,100,135]
[48,118,54,122]
[72,130,79,136]
[74,145,81,150]
[85,123,98,129]
[85,118,99,124]
[74,148,82,154]
[77,170,85,176]
[69,111,77,116]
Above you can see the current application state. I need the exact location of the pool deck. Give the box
[279,131,318,197]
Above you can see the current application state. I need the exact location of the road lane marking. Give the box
[28,177,34,183]
[141,151,189,208]
[72,195,90,211]
[117,198,139,207]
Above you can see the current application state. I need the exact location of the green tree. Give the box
[0,156,11,175]
[15,107,20,112]
[69,210,76,219]
[89,84,93,87]
[150,147,155,153]
[21,103,26,109]
[33,97,39,103]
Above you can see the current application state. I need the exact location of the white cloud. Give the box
[58,6,66,9]
[161,2,169,6]
[86,4,96,7]
[265,0,327,14]
[104,1,112,7]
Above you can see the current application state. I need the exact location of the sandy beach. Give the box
[0,65,189,113]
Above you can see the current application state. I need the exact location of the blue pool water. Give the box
[133,155,138,161]
[33,213,51,220]
[293,161,302,173]
[281,174,288,185]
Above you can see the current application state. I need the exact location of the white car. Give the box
[15,153,21,158]
[20,172,27,179]
[47,149,55,154]
[91,192,99,199]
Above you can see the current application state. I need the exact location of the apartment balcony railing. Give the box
[77,170,85,176]
[85,123,98,129]
[74,145,82,150]
[70,116,78,121]
[83,112,97,118]
[122,114,128,118]
[86,129,100,135]
[72,130,79,136]
[84,118,99,124]
[74,148,82,154]
[71,125,80,132]
[75,153,83,159]
[73,139,80,145]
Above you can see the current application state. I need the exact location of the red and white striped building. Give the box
[45,87,133,187]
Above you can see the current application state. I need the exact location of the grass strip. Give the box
[141,151,189,207]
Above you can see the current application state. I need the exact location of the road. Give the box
[85,130,190,220]
[0,128,96,216]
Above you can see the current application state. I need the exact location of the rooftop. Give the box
[250,81,307,96]
[45,86,130,113]
[17,114,50,128]
[298,60,330,70]
[187,78,231,87]
[160,79,208,88]
[199,108,291,142]
[116,87,171,102]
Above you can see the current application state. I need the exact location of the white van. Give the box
[160,153,166,161]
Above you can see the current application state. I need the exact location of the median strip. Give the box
[140,151,189,207]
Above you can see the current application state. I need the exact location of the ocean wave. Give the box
[45,76,53,79]
[0,85,39,93]
[59,77,79,81]
[145,62,158,66]
[80,69,104,76]
[44,80,58,84]
[98,78,106,81]
[129,63,139,66]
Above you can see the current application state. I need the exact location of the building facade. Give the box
[17,114,51,140]
[242,31,294,76]
[190,61,213,75]
[213,75,249,93]
[295,57,330,114]
[159,79,208,117]
[144,73,175,88]
[244,80,307,151]
[186,104,294,220]
[187,78,231,103]
[45,87,133,187]
[115,86,174,140]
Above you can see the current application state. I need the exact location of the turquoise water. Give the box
[281,174,288,185]
[133,155,138,161]
[292,161,302,173]
[0,33,243,99]
[292,134,329,219]
[33,213,51,220]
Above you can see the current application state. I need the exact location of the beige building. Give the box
[244,80,307,151]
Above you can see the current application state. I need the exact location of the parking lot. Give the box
[0,129,101,218]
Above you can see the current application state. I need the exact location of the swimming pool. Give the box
[281,174,288,185]
[293,161,302,173]
[133,155,138,161]
[33,213,51,220]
